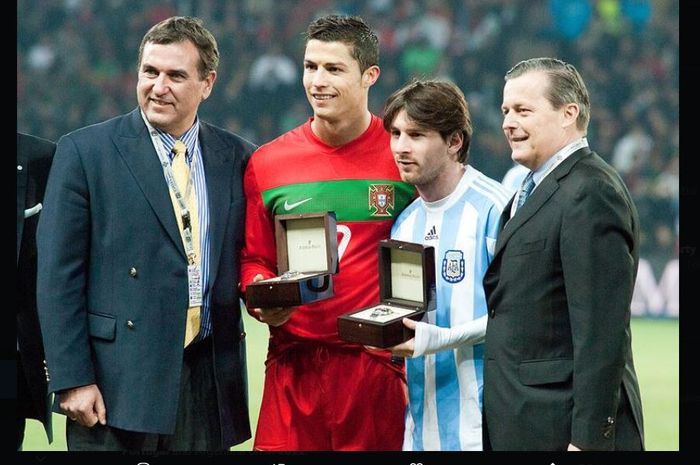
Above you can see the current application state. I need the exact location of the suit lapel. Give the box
[199,123,232,291]
[494,180,558,258]
[493,148,591,258]
[112,109,186,259]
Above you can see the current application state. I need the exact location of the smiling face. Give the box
[302,39,377,124]
[501,70,576,170]
[137,40,215,137]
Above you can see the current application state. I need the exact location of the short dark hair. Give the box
[138,16,219,80]
[383,79,473,164]
[304,15,379,73]
[505,57,590,131]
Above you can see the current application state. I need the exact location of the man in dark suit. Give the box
[482,57,644,451]
[37,16,255,451]
[17,132,55,450]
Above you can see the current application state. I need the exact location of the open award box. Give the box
[245,212,339,308]
[337,239,435,348]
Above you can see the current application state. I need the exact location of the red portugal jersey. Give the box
[241,115,415,351]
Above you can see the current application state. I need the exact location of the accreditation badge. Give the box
[188,264,203,307]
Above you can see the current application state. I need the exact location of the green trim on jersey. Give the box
[262,179,415,221]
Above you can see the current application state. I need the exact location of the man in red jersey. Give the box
[240,14,414,451]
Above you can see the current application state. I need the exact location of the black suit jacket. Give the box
[483,148,644,451]
[37,109,256,448]
[17,132,54,442]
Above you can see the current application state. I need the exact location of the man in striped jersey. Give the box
[240,15,414,450]
[383,79,509,450]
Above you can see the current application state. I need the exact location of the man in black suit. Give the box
[483,57,644,451]
[37,16,255,451]
[17,132,54,450]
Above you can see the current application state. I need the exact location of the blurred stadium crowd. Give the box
[17,0,678,317]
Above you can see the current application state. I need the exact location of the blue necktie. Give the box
[516,172,535,211]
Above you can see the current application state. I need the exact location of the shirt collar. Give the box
[531,137,588,186]
[156,118,200,162]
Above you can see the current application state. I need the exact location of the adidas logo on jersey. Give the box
[424,225,438,241]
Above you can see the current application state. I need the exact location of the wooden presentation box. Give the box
[245,212,339,308]
[337,239,436,348]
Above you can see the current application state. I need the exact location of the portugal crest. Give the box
[442,250,465,283]
[368,184,395,217]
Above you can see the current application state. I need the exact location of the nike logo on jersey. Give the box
[284,198,313,211]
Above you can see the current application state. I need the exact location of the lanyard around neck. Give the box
[143,116,200,264]
[509,138,588,218]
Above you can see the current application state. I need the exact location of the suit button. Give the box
[607,416,615,425]
[489,308,495,318]
[603,429,612,439]
[240,331,246,339]
[17,165,23,171]
[126,320,135,329]
[129,267,138,278]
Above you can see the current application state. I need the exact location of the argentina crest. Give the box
[442,250,465,283]
[368,184,395,217]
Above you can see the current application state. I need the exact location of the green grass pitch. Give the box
[21,315,678,451]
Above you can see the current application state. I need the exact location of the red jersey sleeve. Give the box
[240,154,278,295]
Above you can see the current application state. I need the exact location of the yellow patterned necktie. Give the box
[170,140,201,347]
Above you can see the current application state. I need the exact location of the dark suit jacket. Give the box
[482,147,644,451]
[17,133,54,442]
[37,109,256,448]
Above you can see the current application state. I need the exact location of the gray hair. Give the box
[138,16,219,80]
[506,57,590,131]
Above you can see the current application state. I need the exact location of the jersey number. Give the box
[337,224,351,262]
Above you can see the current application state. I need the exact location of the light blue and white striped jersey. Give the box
[392,166,509,451]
